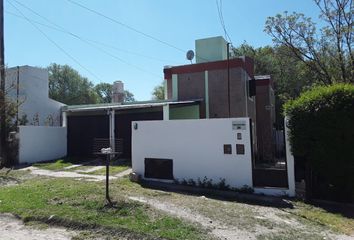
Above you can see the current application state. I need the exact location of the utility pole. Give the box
[0,0,6,163]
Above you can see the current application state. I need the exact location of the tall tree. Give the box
[48,63,100,105]
[265,0,353,84]
[152,82,165,100]
[94,82,136,103]
[123,90,135,102]
[233,43,316,126]
[94,83,112,103]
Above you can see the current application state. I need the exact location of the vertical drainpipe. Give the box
[61,111,67,127]
[204,71,209,119]
[109,109,115,152]
[244,70,249,117]
[227,43,231,118]
[16,66,19,126]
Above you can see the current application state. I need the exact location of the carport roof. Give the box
[62,99,201,112]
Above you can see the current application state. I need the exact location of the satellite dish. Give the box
[186,50,195,63]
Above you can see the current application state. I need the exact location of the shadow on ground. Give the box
[140,180,294,209]
[310,199,354,219]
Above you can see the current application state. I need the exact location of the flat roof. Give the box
[63,99,201,113]
[164,56,254,80]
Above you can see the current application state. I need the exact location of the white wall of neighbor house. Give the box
[5,66,65,126]
[18,126,67,164]
[132,118,253,189]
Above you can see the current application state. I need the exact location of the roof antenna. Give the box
[186,50,194,64]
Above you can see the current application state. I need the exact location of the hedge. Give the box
[284,84,354,201]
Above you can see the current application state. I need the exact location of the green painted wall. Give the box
[169,105,200,120]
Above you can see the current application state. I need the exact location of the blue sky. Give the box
[5,0,321,100]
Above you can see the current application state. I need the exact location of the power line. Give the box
[8,0,162,78]
[66,0,210,62]
[66,0,185,53]
[216,0,233,44]
[7,0,103,81]
[5,8,177,63]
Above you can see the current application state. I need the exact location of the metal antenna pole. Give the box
[227,42,230,118]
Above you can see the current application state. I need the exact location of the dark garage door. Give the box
[68,115,109,157]
[67,110,163,159]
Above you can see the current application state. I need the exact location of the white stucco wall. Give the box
[284,117,295,197]
[132,118,253,188]
[18,126,67,164]
[5,66,65,126]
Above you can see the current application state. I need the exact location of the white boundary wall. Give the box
[285,117,295,196]
[18,126,67,164]
[6,66,65,126]
[132,118,253,189]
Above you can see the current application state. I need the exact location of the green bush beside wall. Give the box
[284,84,354,201]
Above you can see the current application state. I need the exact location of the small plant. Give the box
[18,114,28,126]
[176,176,235,192]
[187,178,196,186]
[216,178,230,190]
[181,179,188,186]
[32,112,40,126]
[197,177,203,187]
[45,114,54,126]
[232,185,254,194]
[205,178,213,189]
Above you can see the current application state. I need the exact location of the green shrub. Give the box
[284,84,354,201]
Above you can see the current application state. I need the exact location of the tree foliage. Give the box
[94,83,112,103]
[48,64,100,105]
[152,82,165,100]
[94,83,135,103]
[265,0,353,84]
[48,64,135,105]
[284,84,354,201]
[123,90,136,102]
[233,43,316,125]
[0,82,23,166]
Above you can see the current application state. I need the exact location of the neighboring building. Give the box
[164,36,256,120]
[5,65,65,126]
[163,36,257,153]
[255,75,275,163]
[63,81,200,158]
[63,36,259,159]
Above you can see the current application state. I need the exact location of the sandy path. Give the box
[0,214,76,240]
[128,195,354,240]
[128,196,254,240]
[20,166,132,182]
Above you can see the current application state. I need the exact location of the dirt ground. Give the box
[1,166,353,240]
[0,213,76,240]
[127,193,354,240]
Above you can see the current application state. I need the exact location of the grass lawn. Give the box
[33,159,73,171]
[290,201,354,235]
[0,169,353,240]
[0,171,206,240]
[32,158,130,176]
